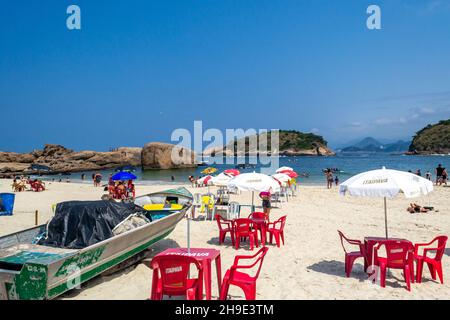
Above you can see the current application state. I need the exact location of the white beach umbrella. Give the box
[276,166,294,173]
[227,172,281,207]
[339,167,433,238]
[211,172,232,187]
[271,173,291,185]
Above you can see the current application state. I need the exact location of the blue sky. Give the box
[1,0,450,152]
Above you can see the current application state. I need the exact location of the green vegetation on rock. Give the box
[227,130,334,156]
[409,119,450,154]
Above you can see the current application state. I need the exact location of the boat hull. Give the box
[0,208,187,300]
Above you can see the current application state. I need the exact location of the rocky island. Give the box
[408,119,450,155]
[203,130,335,157]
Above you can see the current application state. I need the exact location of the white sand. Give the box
[0,179,449,300]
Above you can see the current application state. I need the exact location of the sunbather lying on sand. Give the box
[407,203,430,213]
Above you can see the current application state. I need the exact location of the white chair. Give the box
[270,193,281,208]
[280,187,289,203]
[227,201,240,220]
[191,193,202,218]
[227,186,240,195]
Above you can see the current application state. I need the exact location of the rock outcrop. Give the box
[0,143,198,177]
[142,142,197,170]
[0,144,143,178]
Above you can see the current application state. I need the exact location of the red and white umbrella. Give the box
[279,170,298,178]
[197,175,213,185]
[276,166,294,173]
[224,169,240,177]
[271,173,291,185]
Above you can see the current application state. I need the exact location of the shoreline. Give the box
[0,179,449,299]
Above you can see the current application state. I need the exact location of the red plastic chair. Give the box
[337,230,366,277]
[248,212,269,221]
[248,212,269,244]
[233,218,259,250]
[219,247,269,300]
[150,255,204,300]
[414,235,448,284]
[215,214,235,246]
[373,240,415,291]
[267,216,287,247]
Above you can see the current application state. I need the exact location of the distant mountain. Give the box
[409,119,450,154]
[352,137,383,149]
[340,137,411,153]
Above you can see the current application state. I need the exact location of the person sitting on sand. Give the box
[407,203,429,214]
[11,179,26,192]
[116,181,126,199]
[127,180,135,198]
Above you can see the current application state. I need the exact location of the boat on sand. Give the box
[0,187,192,300]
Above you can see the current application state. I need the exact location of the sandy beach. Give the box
[0,179,449,300]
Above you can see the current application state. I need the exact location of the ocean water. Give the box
[38,154,450,186]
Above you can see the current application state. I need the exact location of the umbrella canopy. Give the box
[276,166,293,173]
[197,175,213,185]
[271,173,291,184]
[278,170,298,178]
[339,167,433,199]
[112,171,137,181]
[227,172,280,193]
[339,167,433,238]
[211,173,232,187]
[201,167,218,175]
[223,169,240,177]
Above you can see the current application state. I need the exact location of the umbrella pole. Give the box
[252,191,255,212]
[384,197,388,239]
[187,214,191,255]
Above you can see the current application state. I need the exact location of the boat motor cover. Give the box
[38,200,148,249]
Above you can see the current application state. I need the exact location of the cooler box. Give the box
[0,193,15,216]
